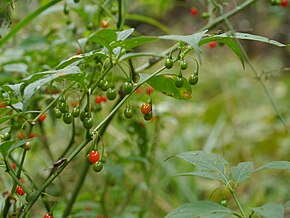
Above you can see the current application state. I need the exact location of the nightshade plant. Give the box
[0,0,289,217]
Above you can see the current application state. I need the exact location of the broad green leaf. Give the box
[147,74,192,100]
[23,66,83,108]
[117,28,135,41]
[165,201,234,218]
[255,161,290,171]
[159,30,208,54]
[231,162,254,184]
[0,140,16,159]
[199,32,286,47]
[89,29,117,51]
[172,151,230,184]
[252,203,284,218]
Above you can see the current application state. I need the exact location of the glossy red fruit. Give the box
[146,86,154,95]
[209,41,217,48]
[11,162,16,170]
[281,0,288,7]
[141,103,151,115]
[102,96,107,102]
[95,95,103,104]
[16,186,25,196]
[191,7,198,16]
[88,150,100,164]
[44,213,53,218]
[39,114,47,122]
[29,133,35,139]
[101,20,109,28]
[0,101,7,108]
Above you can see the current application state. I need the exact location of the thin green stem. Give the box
[0,0,62,48]
[117,0,123,29]
[228,186,246,218]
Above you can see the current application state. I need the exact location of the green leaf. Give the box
[23,66,83,108]
[89,29,117,51]
[220,38,245,68]
[252,203,284,218]
[231,162,254,184]
[0,140,16,159]
[147,74,192,100]
[165,201,234,218]
[285,201,290,208]
[199,32,286,47]
[255,161,290,171]
[117,28,135,41]
[171,151,230,184]
[159,30,208,55]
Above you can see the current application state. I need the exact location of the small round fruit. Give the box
[88,150,100,164]
[144,111,153,121]
[175,77,184,88]
[146,86,154,95]
[209,41,217,48]
[122,82,133,95]
[3,132,10,140]
[101,20,109,28]
[59,96,65,102]
[95,95,103,104]
[165,58,173,69]
[44,214,54,218]
[106,88,117,100]
[189,74,198,85]
[16,186,25,196]
[54,108,62,119]
[191,7,198,16]
[83,117,93,129]
[124,107,134,119]
[93,162,104,172]
[180,60,188,70]
[72,101,78,107]
[39,114,47,122]
[63,112,73,124]
[97,79,105,88]
[101,80,110,91]
[72,107,80,117]
[281,0,288,7]
[141,103,151,115]
[59,102,68,113]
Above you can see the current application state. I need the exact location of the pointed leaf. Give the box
[147,74,192,100]
[89,29,117,51]
[23,66,83,108]
[231,162,254,184]
[256,161,290,171]
[173,151,229,184]
[117,28,134,41]
[252,203,284,218]
[165,201,234,218]
[121,36,158,51]
[220,38,245,68]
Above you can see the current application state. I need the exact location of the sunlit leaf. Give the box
[147,74,192,100]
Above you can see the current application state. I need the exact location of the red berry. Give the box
[136,87,142,94]
[281,0,288,7]
[76,50,82,55]
[39,114,47,122]
[11,162,16,170]
[191,7,198,16]
[88,150,100,164]
[146,86,154,95]
[141,103,151,115]
[29,133,35,139]
[102,96,107,102]
[101,20,109,28]
[20,177,25,183]
[16,186,25,196]
[209,41,217,48]
[72,101,79,107]
[0,101,7,108]
[18,132,26,140]
[95,95,103,104]
[44,214,53,218]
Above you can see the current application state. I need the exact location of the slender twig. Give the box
[228,186,246,218]
[117,0,123,29]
